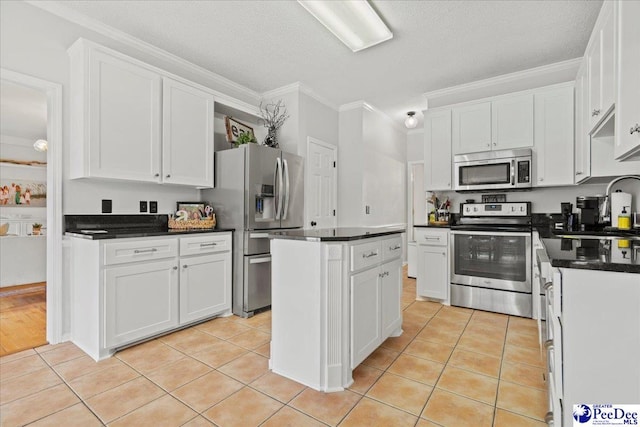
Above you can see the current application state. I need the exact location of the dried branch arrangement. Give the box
[259,100,289,131]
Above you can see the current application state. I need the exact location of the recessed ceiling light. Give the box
[297,0,392,52]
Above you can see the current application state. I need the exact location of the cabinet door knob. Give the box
[173,266,178,270]
[576,172,582,175]
[630,124,640,135]
[539,178,544,182]
[442,252,446,256]
[166,174,171,178]
[492,142,496,146]
[486,143,490,147]
[154,173,160,177]
[183,265,187,268]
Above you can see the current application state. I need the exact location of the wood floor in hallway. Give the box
[0,282,47,356]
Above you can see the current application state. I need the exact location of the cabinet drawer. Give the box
[180,233,231,256]
[382,236,402,261]
[415,228,448,246]
[104,238,178,265]
[350,240,382,272]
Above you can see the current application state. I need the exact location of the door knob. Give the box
[310,221,317,227]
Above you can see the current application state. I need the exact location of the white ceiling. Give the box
[0,80,47,141]
[52,1,601,126]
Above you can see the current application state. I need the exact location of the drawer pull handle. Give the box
[134,248,158,254]
[424,236,440,241]
[200,242,217,247]
[389,245,401,251]
[183,265,188,268]
[543,281,553,291]
[362,251,378,259]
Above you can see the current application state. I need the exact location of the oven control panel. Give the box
[461,202,530,217]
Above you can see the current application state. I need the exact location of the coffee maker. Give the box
[576,196,604,231]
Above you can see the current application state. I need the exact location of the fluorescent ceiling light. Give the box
[298,0,392,52]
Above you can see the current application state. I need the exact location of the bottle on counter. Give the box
[618,206,631,230]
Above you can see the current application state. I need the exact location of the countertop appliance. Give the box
[450,202,532,318]
[453,148,532,192]
[576,196,605,231]
[202,144,304,317]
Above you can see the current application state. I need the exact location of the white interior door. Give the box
[306,137,337,229]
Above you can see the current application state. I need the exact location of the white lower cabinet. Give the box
[415,227,449,302]
[179,252,231,324]
[70,232,232,361]
[350,267,382,368]
[105,259,179,348]
[350,246,403,368]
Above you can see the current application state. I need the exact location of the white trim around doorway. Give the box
[1,68,64,345]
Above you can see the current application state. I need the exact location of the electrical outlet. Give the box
[139,201,148,213]
[149,201,158,213]
[101,199,112,213]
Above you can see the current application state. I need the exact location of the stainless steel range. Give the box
[450,202,532,318]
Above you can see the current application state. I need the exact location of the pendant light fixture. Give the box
[404,111,417,129]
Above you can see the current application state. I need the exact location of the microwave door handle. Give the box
[511,160,515,185]
[282,159,290,220]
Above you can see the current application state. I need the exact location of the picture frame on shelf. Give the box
[224,116,255,144]
[176,202,206,220]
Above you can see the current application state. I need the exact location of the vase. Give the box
[263,126,278,148]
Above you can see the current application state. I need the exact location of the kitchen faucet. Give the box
[600,175,640,223]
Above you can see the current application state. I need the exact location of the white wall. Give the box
[338,104,407,227]
[406,130,424,162]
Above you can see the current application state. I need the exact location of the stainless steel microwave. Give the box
[454,148,532,191]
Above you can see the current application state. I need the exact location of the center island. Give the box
[269,227,405,392]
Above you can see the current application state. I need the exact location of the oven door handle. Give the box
[511,159,515,185]
[451,230,532,237]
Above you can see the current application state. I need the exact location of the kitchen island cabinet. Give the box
[269,227,404,392]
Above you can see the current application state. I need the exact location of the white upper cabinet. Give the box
[73,47,162,182]
[424,109,452,191]
[614,0,640,160]
[587,2,615,132]
[574,60,591,183]
[491,93,534,150]
[162,78,214,187]
[69,39,215,187]
[453,94,533,155]
[452,101,491,154]
[533,84,575,187]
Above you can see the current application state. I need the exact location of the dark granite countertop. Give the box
[413,223,450,229]
[65,227,234,240]
[540,235,640,274]
[270,226,405,242]
[64,214,233,240]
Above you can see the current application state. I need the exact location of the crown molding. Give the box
[423,57,582,104]
[26,0,262,104]
[262,82,338,111]
[339,101,407,134]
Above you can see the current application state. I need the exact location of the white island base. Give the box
[270,229,404,392]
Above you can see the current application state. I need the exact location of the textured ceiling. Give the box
[56,0,602,126]
[0,81,47,140]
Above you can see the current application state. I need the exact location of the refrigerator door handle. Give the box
[282,158,290,220]
[275,157,283,220]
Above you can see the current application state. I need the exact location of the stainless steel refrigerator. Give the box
[202,144,304,317]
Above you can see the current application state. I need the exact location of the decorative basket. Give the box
[169,215,216,230]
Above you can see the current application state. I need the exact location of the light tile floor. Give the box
[0,269,547,426]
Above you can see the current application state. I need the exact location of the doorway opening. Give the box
[0,69,63,355]
[305,137,338,229]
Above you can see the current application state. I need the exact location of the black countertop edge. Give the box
[549,259,640,274]
[413,223,450,229]
[269,227,405,242]
[65,228,235,240]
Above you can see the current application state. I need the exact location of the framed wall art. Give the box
[224,116,255,144]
